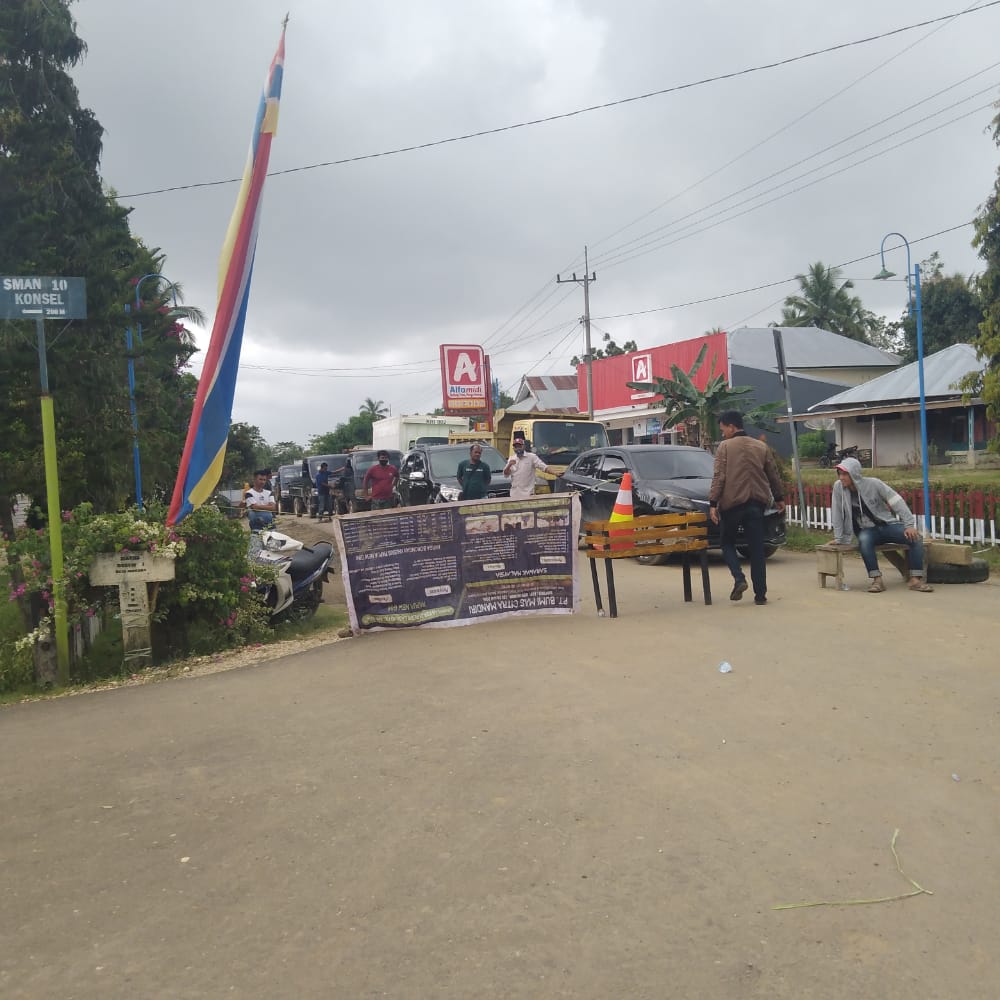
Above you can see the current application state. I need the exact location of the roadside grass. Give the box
[0,597,349,706]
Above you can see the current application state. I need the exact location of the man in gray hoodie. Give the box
[831,456,933,593]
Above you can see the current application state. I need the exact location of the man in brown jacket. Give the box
[708,410,785,605]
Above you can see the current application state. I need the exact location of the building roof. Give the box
[808,343,983,412]
[511,374,579,413]
[728,326,901,373]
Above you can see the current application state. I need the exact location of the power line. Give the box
[592,103,993,273]
[588,0,989,255]
[116,3,1000,199]
[591,65,1000,268]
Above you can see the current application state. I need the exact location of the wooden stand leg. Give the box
[605,559,618,619]
[681,553,693,602]
[700,550,712,605]
[589,558,603,616]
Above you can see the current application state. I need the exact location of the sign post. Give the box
[90,552,176,668]
[2,275,87,684]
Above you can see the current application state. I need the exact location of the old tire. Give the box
[926,558,989,584]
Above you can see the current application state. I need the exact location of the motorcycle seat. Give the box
[286,543,334,581]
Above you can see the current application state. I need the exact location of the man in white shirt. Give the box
[243,470,278,531]
[503,434,553,501]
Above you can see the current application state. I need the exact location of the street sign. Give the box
[0,276,87,320]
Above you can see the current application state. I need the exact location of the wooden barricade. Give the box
[583,513,711,618]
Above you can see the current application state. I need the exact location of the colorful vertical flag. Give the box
[167,27,286,525]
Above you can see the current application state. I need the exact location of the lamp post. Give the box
[124,274,179,510]
[874,233,931,535]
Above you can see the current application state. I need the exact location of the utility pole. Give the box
[557,246,596,418]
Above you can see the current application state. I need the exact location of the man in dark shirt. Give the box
[315,462,333,519]
[456,443,492,500]
[363,450,399,510]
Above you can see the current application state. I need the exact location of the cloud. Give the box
[71,0,1000,444]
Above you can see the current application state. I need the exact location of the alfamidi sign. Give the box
[440,344,490,413]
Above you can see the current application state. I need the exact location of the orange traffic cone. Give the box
[608,472,634,551]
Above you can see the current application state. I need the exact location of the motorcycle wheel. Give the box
[293,497,304,517]
[276,580,323,623]
[818,455,832,468]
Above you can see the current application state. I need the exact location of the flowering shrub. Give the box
[2,500,273,678]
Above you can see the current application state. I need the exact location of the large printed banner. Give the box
[332,494,581,632]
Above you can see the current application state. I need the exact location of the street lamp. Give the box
[124,274,179,510]
[874,232,931,535]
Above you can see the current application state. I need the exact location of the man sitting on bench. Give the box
[831,456,932,593]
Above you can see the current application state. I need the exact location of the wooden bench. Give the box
[815,542,910,589]
[583,513,711,617]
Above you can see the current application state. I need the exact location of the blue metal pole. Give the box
[914,263,931,535]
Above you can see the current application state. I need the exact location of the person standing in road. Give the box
[315,462,333,519]
[457,443,492,500]
[830,456,933,593]
[708,410,785,605]
[363,450,400,510]
[503,433,552,501]
[243,469,278,531]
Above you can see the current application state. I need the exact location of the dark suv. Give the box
[274,462,305,514]
[334,449,404,513]
[285,454,351,517]
[396,443,512,506]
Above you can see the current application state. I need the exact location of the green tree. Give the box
[626,343,781,449]
[268,440,305,466]
[221,423,268,485]
[308,413,376,454]
[0,0,197,525]
[958,106,1000,451]
[898,269,983,364]
[779,262,870,341]
[571,332,638,366]
[359,397,388,418]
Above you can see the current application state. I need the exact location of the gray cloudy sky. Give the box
[70,0,1000,446]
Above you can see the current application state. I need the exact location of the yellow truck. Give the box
[448,409,609,491]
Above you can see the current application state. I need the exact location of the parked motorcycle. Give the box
[818,442,860,468]
[249,530,334,622]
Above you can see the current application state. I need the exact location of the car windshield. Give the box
[631,449,715,480]
[428,446,506,478]
[530,422,609,464]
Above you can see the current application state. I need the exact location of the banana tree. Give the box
[626,343,781,449]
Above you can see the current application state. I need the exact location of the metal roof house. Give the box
[801,343,993,467]
[509,374,579,413]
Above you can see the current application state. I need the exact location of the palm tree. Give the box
[359,397,388,419]
[780,261,869,341]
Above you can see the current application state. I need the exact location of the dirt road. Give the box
[2,530,998,998]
